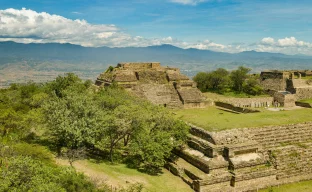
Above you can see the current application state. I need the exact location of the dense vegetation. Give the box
[0,73,189,191]
[193,66,263,96]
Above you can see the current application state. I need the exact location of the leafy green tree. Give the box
[193,68,229,92]
[193,72,210,92]
[243,76,263,95]
[43,90,101,155]
[207,68,229,91]
[129,106,189,173]
[0,108,25,137]
[47,73,84,98]
[230,66,251,93]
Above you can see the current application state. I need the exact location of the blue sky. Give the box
[1,0,312,55]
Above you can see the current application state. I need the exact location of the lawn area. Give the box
[299,99,312,104]
[174,106,312,131]
[56,158,193,192]
[260,180,312,192]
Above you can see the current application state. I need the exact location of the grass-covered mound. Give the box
[174,106,312,131]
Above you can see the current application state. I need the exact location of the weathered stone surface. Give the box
[95,62,205,108]
[260,70,312,106]
[260,71,289,92]
[169,122,312,192]
[218,97,274,108]
[273,91,296,107]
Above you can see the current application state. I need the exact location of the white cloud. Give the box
[261,37,275,45]
[0,8,131,47]
[257,37,312,55]
[2,8,312,55]
[169,0,208,6]
[183,40,247,53]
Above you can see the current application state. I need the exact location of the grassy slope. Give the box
[299,99,312,104]
[174,107,312,131]
[56,159,193,192]
[260,180,312,192]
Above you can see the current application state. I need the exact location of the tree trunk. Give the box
[109,144,114,162]
[124,134,130,146]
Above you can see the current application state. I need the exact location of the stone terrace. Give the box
[95,62,206,109]
[167,122,312,191]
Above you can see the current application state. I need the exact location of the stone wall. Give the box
[215,101,260,113]
[117,62,161,70]
[295,101,312,108]
[273,92,296,107]
[259,70,312,102]
[218,97,273,108]
[294,87,312,100]
[260,71,289,92]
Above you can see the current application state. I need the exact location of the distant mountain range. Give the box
[1,41,312,76]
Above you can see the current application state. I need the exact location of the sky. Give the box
[1,0,312,55]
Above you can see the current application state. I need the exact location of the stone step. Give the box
[187,135,223,158]
[189,126,216,145]
[173,147,229,173]
[224,141,260,158]
[175,157,208,180]
[234,167,276,182]
[229,153,266,170]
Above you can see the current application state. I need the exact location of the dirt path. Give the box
[55,158,117,187]
[54,158,147,189]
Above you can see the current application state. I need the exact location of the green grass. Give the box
[260,180,312,192]
[301,76,312,80]
[298,99,312,104]
[81,160,193,192]
[174,107,312,131]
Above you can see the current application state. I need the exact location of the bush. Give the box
[0,156,99,192]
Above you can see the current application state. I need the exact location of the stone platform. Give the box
[95,62,206,108]
[167,122,312,191]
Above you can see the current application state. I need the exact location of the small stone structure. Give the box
[167,122,312,192]
[95,62,206,108]
[260,71,290,92]
[260,70,312,106]
[273,91,296,107]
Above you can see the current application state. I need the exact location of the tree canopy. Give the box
[193,66,263,95]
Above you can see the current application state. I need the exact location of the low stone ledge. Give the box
[215,101,260,113]
[295,101,312,108]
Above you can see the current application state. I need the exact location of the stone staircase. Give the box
[167,125,277,192]
[167,122,312,191]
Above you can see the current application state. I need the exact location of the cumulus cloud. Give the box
[260,37,312,48]
[184,40,247,53]
[261,37,275,45]
[2,8,312,55]
[0,8,234,51]
[257,37,312,55]
[0,8,123,47]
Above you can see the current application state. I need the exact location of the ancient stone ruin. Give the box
[167,122,312,192]
[95,62,206,108]
[260,70,312,106]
